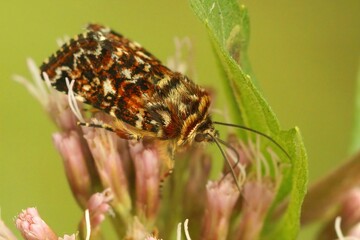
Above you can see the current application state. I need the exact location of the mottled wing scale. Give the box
[40,24,175,139]
[39,24,289,193]
[40,24,215,178]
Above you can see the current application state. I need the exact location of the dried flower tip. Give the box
[13,59,49,107]
[0,218,17,240]
[66,78,85,122]
[334,217,358,240]
[85,209,91,240]
[56,35,70,47]
[59,234,77,240]
[14,59,80,131]
[15,208,57,240]
[184,219,191,240]
[77,209,92,240]
[125,217,153,240]
[239,136,282,184]
[86,189,114,228]
[43,73,81,131]
[177,219,192,240]
[166,37,194,77]
[79,190,113,240]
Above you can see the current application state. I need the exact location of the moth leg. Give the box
[81,106,102,114]
[78,121,115,132]
[159,159,174,194]
[158,142,176,192]
[77,121,141,140]
[160,170,173,183]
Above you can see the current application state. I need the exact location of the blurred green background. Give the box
[0,0,359,238]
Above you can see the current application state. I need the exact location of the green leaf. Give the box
[189,0,308,239]
[350,61,360,154]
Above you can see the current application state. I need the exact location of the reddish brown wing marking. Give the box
[40,24,216,183]
[40,24,175,135]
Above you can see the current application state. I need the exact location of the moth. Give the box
[40,24,288,189]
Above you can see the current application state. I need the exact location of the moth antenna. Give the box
[216,137,241,170]
[213,121,291,159]
[208,134,242,192]
[216,137,247,189]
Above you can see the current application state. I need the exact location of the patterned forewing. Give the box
[40,24,175,133]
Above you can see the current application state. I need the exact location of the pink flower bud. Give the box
[201,175,240,240]
[234,180,275,240]
[319,188,360,239]
[340,188,360,232]
[87,189,113,228]
[129,141,161,223]
[84,128,132,220]
[53,131,94,208]
[15,208,57,240]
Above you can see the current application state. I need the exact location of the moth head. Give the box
[193,118,218,143]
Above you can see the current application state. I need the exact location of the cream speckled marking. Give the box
[134,55,145,65]
[82,84,91,91]
[143,63,151,72]
[110,107,117,118]
[103,79,116,95]
[93,77,100,85]
[133,41,142,48]
[54,66,72,81]
[128,42,137,50]
[135,110,145,129]
[75,95,86,102]
[115,47,124,57]
[122,69,132,79]
[158,111,171,126]
[157,75,171,88]
[136,50,151,60]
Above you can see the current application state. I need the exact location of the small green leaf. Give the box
[189,0,308,239]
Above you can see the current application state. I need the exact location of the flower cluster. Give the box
[2,40,288,240]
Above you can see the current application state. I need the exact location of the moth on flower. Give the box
[40,24,288,189]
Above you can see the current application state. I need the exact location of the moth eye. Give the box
[195,133,205,142]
